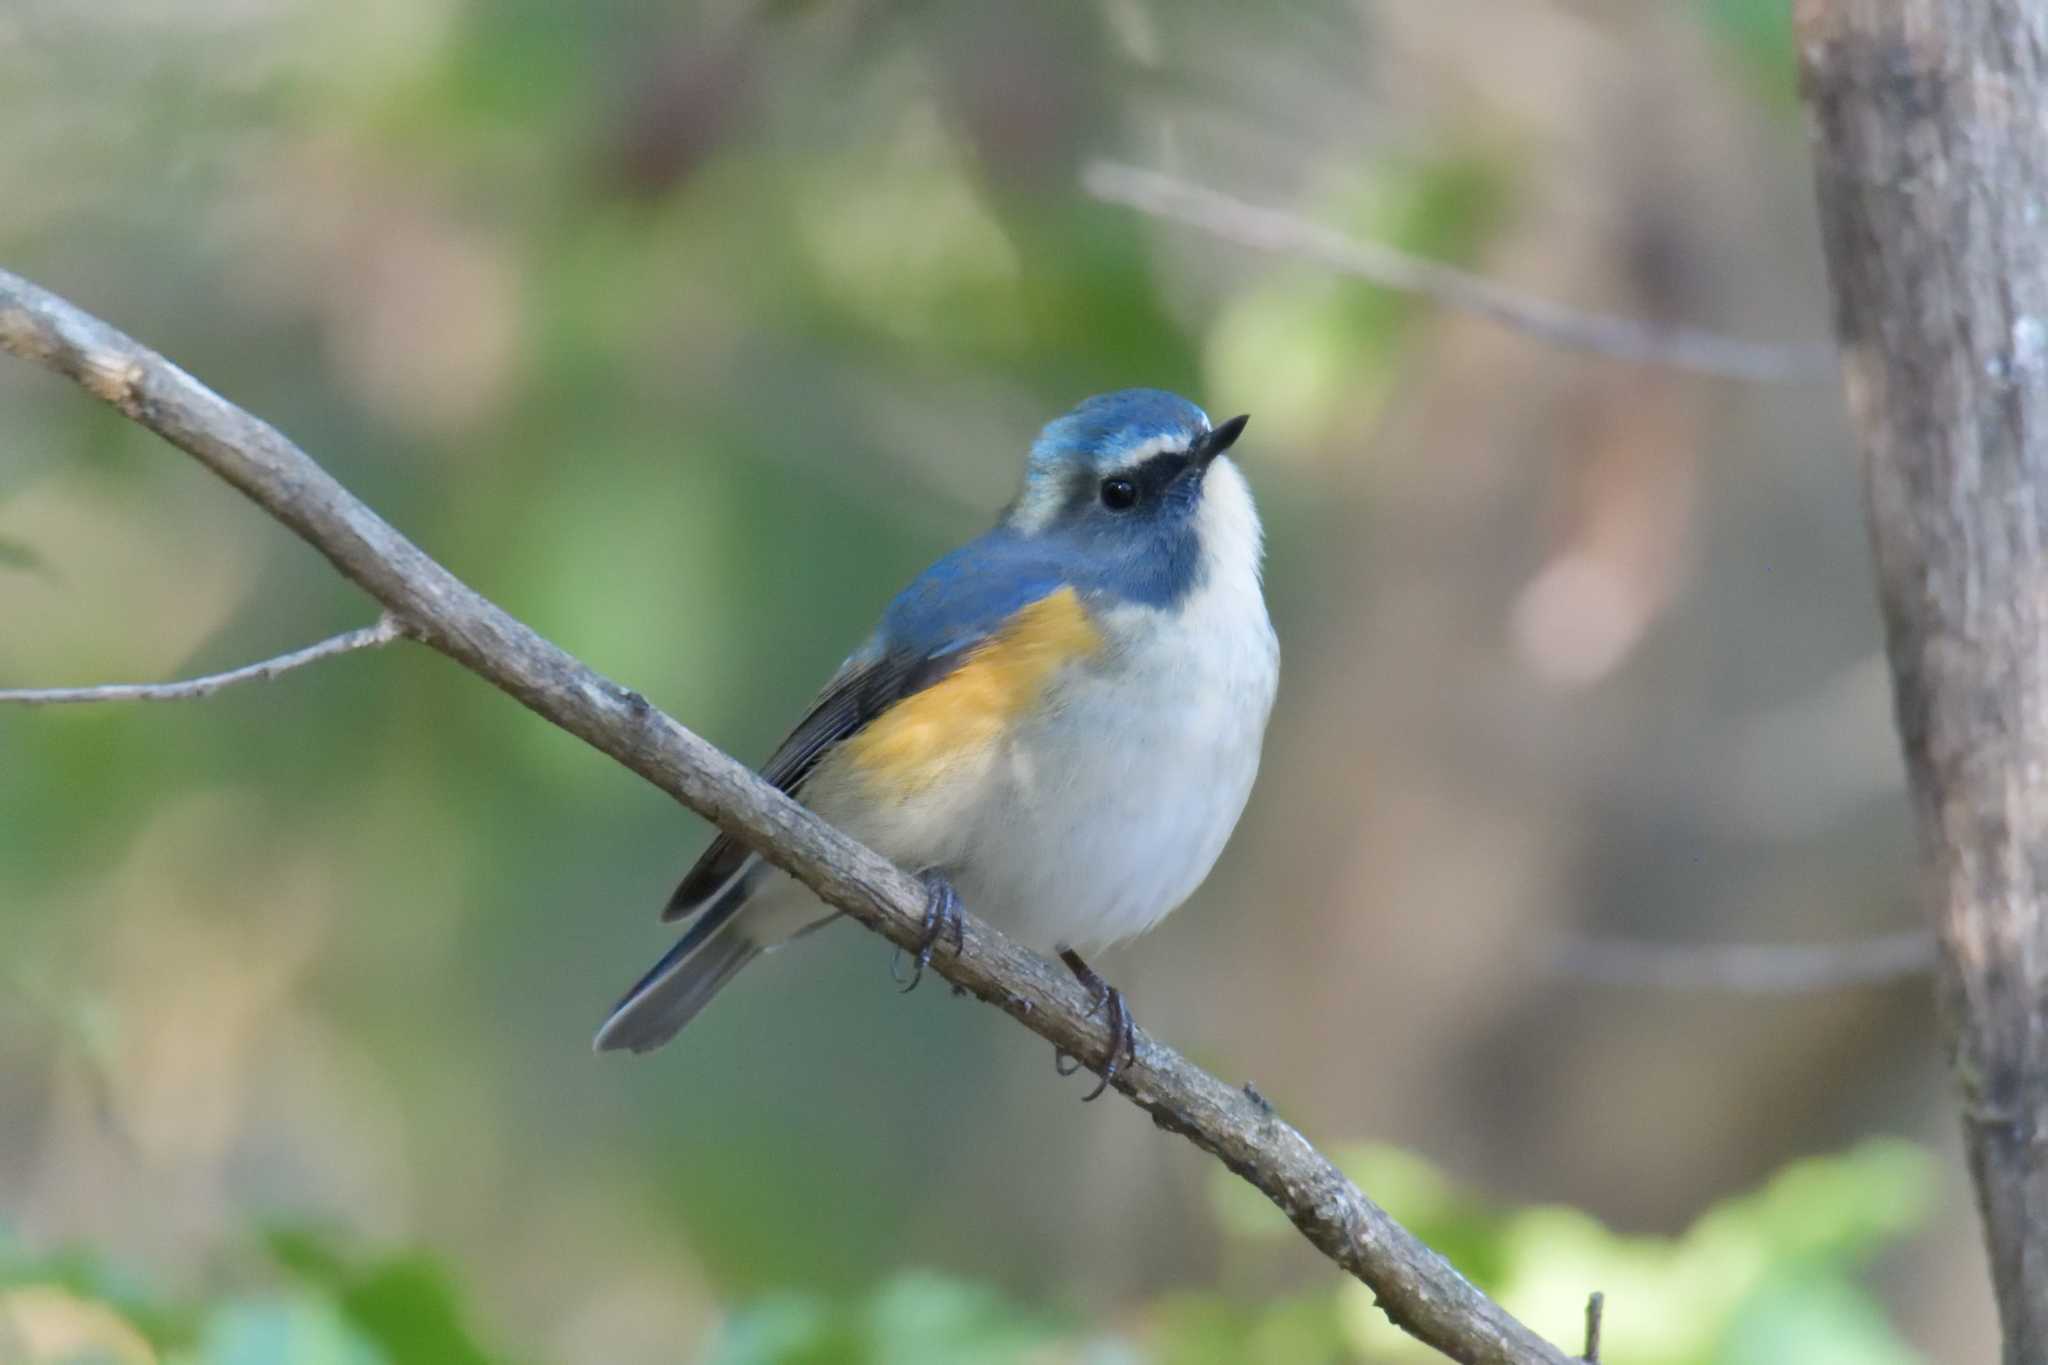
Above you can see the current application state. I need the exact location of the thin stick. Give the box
[1554,931,1932,994]
[0,269,1574,1365]
[1581,1292,1603,1364]
[1083,161,1836,383]
[0,616,404,705]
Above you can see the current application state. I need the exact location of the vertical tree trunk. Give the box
[1798,2,2048,1356]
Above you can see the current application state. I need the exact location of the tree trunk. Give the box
[1798,2,2048,1356]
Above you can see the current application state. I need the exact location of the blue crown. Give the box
[1029,389,1211,473]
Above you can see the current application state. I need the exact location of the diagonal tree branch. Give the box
[0,616,404,705]
[0,268,1573,1365]
[1084,161,1837,383]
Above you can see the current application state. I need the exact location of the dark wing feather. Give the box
[660,650,934,921]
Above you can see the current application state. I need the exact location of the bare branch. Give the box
[0,615,404,705]
[1554,930,1933,994]
[0,268,1574,1365]
[1580,1292,1603,1365]
[1083,161,1836,383]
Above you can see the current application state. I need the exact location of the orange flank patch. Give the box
[839,587,1102,797]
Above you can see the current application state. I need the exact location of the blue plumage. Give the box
[878,529,1072,662]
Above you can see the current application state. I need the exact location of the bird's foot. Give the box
[1053,946,1135,1102]
[892,870,964,993]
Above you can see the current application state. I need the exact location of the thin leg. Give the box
[892,870,964,993]
[1054,946,1136,1102]
[1052,947,1108,1076]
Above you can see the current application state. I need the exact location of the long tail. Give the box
[594,924,760,1054]
[595,869,765,1054]
[597,859,842,1053]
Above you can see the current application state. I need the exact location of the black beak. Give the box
[1191,413,1250,469]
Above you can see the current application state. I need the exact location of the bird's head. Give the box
[1012,389,1248,533]
[1004,390,1253,606]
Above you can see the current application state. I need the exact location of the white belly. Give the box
[951,598,1278,949]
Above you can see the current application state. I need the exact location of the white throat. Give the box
[1193,456,1266,600]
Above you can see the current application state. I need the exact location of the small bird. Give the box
[595,390,1279,1095]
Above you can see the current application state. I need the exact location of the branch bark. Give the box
[0,268,1573,1365]
[1798,3,2048,1355]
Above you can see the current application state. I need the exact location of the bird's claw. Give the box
[1054,947,1135,1101]
[892,870,964,993]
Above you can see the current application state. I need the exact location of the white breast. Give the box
[944,458,1279,950]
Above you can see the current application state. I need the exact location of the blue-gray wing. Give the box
[660,527,1074,923]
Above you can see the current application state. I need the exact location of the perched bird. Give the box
[595,389,1279,1095]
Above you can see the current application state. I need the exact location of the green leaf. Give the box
[192,1298,386,1365]
[1715,1273,1920,1365]
[709,1272,1059,1365]
[861,1273,1056,1365]
[266,1229,499,1365]
[707,1292,838,1365]
[1690,1139,1937,1267]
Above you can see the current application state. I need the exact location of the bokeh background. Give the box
[0,2,1994,1361]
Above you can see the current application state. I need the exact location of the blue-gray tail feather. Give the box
[596,873,764,1054]
[602,863,770,1055]
[594,926,760,1054]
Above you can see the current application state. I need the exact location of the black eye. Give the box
[1099,477,1138,511]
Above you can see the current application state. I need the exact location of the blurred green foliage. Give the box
[1204,1139,1934,1365]
[0,1140,1931,1363]
[0,1226,503,1365]
[711,1274,1059,1365]
[266,1232,499,1365]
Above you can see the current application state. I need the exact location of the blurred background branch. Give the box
[1084,162,1837,382]
[0,268,1577,1365]
[0,615,403,705]
[1554,930,1932,994]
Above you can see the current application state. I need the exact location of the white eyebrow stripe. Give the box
[1007,415,1214,533]
[1103,428,1205,473]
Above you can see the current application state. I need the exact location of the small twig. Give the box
[1553,930,1933,994]
[0,615,405,705]
[1083,161,1836,383]
[1580,1291,1603,1364]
